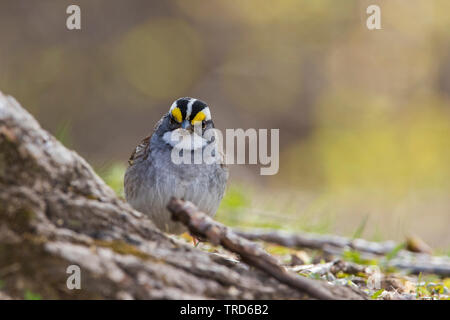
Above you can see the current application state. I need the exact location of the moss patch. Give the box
[94,240,151,260]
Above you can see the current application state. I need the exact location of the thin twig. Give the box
[234,228,397,255]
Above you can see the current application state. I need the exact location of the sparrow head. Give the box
[159,97,215,150]
[168,97,213,132]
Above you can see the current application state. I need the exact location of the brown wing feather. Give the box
[128,135,151,166]
[128,117,165,166]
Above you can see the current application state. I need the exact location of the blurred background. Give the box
[0,1,449,250]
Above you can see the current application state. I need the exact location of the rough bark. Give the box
[0,92,366,300]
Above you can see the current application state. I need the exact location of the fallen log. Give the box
[168,198,367,300]
[0,91,366,300]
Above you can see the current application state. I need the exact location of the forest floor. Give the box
[176,232,450,300]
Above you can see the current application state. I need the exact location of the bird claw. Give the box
[192,237,200,247]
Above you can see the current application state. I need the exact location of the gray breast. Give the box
[124,137,228,234]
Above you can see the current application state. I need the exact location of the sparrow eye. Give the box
[202,121,206,129]
[170,116,179,125]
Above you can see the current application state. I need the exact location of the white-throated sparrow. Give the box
[124,97,228,234]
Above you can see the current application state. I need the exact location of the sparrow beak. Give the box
[181,120,191,130]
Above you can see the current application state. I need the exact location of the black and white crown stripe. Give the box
[187,98,195,120]
[169,97,211,122]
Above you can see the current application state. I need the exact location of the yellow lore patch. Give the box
[171,107,182,123]
[191,111,206,125]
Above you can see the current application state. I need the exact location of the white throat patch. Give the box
[163,129,207,151]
